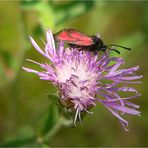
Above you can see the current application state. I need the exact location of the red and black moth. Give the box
[54,28,131,54]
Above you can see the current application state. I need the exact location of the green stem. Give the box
[43,116,73,143]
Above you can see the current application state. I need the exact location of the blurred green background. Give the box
[0,0,147,147]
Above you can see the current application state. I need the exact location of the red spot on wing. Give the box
[70,32,93,45]
[57,31,74,41]
[55,29,93,46]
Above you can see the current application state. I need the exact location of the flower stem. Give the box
[43,116,73,144]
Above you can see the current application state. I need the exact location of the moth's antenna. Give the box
[111,48,120,54]
[107,44,131,50]
[108,46,120,54]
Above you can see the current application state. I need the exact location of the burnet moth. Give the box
[54,28,131,54]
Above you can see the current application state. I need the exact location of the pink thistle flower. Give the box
[23,29,142,131]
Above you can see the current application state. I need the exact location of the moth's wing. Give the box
[54,28,93,46]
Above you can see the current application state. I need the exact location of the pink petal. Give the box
[29,36,49,58]
[108,104,141,115]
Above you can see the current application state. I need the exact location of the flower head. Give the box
[23,29,142,131]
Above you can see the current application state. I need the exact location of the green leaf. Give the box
[21,0,40,10]
[37,2,55,30]
[0,49,14,68]
[41,94,59,135]
[0,136,36,147]
[47,93,60,106]
[1,126,36,147]
[54,1,95,25]
[0,49,17,87]
[21,1,55,30]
